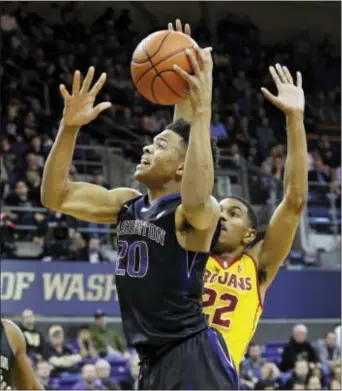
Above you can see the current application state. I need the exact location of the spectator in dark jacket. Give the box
[78,237,107,263]
[308,159,331,184]
[280,324,318,372]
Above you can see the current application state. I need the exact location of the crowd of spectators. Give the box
[18,308,341,390]
[240,324,341,390]
[20,308,138,390]
[1,3,341,258]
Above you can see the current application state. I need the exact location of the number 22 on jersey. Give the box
[202,287,238,328]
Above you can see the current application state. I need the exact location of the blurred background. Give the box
[0,1,341,390]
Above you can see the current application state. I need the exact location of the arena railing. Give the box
[214,150,341,254]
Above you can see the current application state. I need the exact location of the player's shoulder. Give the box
[2,318,25,352]
[245,239,264,267]
[2,318,20,332]
[109,187,142,204]
[207,254,223,271]
[112,188,142,212]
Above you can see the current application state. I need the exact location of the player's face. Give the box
[217,198,256,251]
[135,130,185,187]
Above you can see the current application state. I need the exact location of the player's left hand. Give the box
[261,64,304,115]
[168,18,191,36]
[173,46,213,113]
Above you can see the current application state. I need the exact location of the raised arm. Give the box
[3,319,44,390]
[256,65,308,286]
[41,67,140,223]
[169,19,195,123]
[174,47,220,230]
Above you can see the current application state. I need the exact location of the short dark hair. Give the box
[166,118,219,169]
[227,196,258,230]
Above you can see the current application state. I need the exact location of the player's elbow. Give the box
[40,189,61,211]
[41,182,69,212]
[285,187,307,214]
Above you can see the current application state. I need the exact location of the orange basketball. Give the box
[131,30,198,105]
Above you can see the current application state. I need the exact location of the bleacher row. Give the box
[51,357,129,390]
[48,340,336,389]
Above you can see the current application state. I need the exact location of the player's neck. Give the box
[148,183,181,202]
[218,246,245,262]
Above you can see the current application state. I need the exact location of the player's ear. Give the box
[175,163,184,181]
[243,228,256,246]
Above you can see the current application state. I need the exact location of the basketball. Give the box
[131,30,198,105]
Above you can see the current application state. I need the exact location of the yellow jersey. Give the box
[203,254,263,370]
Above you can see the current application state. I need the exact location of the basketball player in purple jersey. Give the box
[41,20,238,390]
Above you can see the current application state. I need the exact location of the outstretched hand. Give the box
[168,18,191,36]
[60,67,111,127]
[173,46,213,113]
[261,64,304,114]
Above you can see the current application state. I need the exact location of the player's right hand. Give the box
[173,46,213,113]
[60,67,112,127]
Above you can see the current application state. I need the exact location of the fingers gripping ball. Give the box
[131,30,198,105]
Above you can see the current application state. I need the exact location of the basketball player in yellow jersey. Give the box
[203,64,308,371]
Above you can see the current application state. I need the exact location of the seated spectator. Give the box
[315,331,341,369]
[240,343,265,389]
[68,230,87,260]
[256,117,276,153]
[0,210,17,257]
[291,380,306,390]
[331,363,341,382]
[280,324,318,371]
[91,310,129,359]
[72,364,105,390]
[36,361,56,390]
[254,362,280,390]
[210,113,228,139]
[20,308,46,360]
[95,359,121,390]
[5,180,37,225]
[119,351,140,390]
[330,379,341,390]
[310,363,326,388]
[308,158,331,185]
[47,212,75,260]
[306,375,322,390]
[284,359,310,390]
[44,325,82,377]
[25,168,42,206]
[29,135,45,165]
[92,172,110,189]
[78,237,107,263]
[76,325,98,359]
